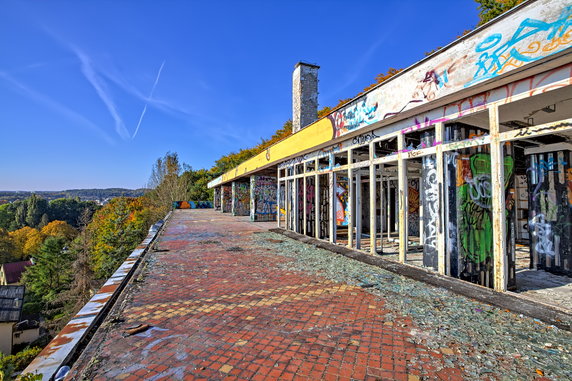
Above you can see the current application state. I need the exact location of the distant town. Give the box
[0,188,146,205]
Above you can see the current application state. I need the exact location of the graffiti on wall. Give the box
[422,155,439,269]
[324,0,572,140]
[173,201,213,209]
[408,180,420,237]
[336,177,350,226]
[328,98,379,138]
[457,153,514,264]
[527,150,572,275]
[214,188,221,210]
[468,5,572,87]
[221,186,232,213]
[251,176,277,221]
[232,182,250,216]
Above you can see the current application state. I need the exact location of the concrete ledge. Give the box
[270,228,572,332]
[22,212,171,381]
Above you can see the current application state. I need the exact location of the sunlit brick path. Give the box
[68,209,462,381]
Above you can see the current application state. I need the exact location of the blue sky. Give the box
[0,0,479,191]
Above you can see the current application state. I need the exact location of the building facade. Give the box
[209,0,572,292]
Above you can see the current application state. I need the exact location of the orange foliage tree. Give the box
[41,220,78,241]
[87,197,161,279]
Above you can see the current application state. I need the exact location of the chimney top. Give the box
[294,61,320,70]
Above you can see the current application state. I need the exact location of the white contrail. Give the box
[74,48,131,140]
[132,60,166,139]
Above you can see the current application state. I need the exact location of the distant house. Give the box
[13,318,40,349]
[0,260,33,285]
[0,285,24,354]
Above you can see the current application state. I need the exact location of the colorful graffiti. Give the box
[408,180,420,237]
[458,153,514,264]
[329,98,379,138]
[322,0,572,140]
[221,186,232,213]
[527,150,572,275]
[213,188,221,210]
[468,5,572,87]
[335,177,350,226]
[173,201,213,209]
[232,182,250,216]
[251,176,277,221]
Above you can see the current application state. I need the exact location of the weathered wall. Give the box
[250,176,277,221]
[221,185,232,213]
[232,182,250,216]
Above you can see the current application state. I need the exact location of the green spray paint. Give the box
[458,153,514,264]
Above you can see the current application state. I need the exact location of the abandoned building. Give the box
[209,0,572,293]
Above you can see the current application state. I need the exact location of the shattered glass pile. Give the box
[253,232,572,380]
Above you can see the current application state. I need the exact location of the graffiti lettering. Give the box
[465,174,492,209]
[514,122,572,137]
[530,214,555,256]
[329,98,379,138]
[468,6,572,86]
[352,131,380,145]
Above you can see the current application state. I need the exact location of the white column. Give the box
[398,134,408,263]
[369,142,377,254]
[490,105,507,292]
[348,150,354,249]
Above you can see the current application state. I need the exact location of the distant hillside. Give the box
[0,188,147,204]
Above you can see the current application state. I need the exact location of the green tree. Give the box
[48,198,99,228]
[56,209,97,327]
[475,0,525,25]
[25,194,48,228]
[14,202,27,230]
[0,204,16,231]
[22,237,73,305]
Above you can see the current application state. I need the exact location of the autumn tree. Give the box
[88,197,157,279]
[0,229,16,264]
[23,229,45,257]
[8,226,35,260]
[41,220,77,241]
[147,152,190,211]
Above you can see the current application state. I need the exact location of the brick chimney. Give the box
[292,62,319,133]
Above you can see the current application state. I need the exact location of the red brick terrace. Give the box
[67,209,464,381]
